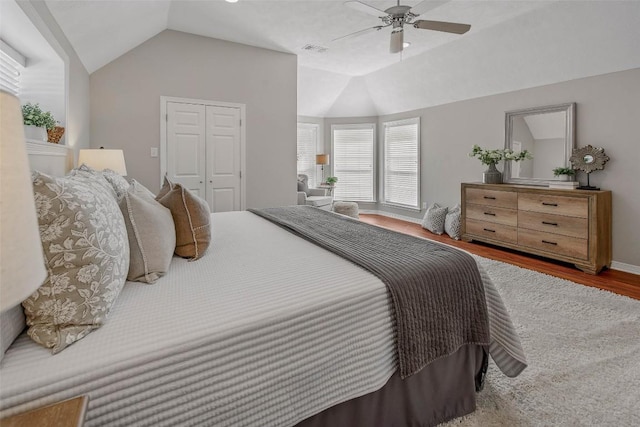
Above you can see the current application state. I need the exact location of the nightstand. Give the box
[1,395,89,427]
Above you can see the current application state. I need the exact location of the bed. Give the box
[0,147,526,426]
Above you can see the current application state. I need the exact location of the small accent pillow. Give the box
[445,204,462,240]
[421,203,448,235]
[23,171,129,353]
[156,177,211,260]
[121,181,176,283]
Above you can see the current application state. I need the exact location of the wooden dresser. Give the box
[461,183,611,274]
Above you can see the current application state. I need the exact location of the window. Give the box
[0,41,25,96]
[332,123,375,202]
[297,123,319,188]
[383,117,420,209]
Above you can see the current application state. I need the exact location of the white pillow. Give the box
[445,204,462,240]
[421,203,448,235]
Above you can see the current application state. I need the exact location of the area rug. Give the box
[444,256,640,426]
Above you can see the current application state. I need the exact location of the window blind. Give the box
[0,50,21,96]
[383,118,420,208]
[297,123,319,188]
[332,124,375,202]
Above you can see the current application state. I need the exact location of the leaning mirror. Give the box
[503,103,576,186]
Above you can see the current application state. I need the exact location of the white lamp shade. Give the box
[0,91,47,311]
[78,149,127,175]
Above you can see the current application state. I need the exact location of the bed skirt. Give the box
[297,345,486,427]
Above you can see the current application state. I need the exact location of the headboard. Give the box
[26,140,73,175]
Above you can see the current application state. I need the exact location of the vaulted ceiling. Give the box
[42,0,640,117]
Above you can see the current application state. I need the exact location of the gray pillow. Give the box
[445,204,462,240]
[121,180,176,283]
[23,171,129,354]
[421,203,448,235]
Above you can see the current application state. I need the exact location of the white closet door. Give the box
[205,105,241,212]
[166,102,206,197]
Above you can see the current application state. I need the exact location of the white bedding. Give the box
[0,211,525,426]
[1,211,397,426]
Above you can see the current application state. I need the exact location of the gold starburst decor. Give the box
[570,145,610,174]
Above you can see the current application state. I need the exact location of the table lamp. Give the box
[316,154,329,183]
[78,148,127,175]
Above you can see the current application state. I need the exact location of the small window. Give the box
[383,118,420,209]
[0,43,24,96]
[297,123,319,188]
[332,123,376,202]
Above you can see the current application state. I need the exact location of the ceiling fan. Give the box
[335,0,471,53]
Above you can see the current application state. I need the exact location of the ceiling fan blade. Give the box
[332,25,385,42]
[390,29,404,54]
[344,1,387,18]
[413,20,471,34]
[409,0,450,17]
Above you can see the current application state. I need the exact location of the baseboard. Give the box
[363,210,640,276]
[610,261,640,275]
[360,209,422,225]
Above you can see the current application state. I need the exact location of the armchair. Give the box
[297,174,333,211]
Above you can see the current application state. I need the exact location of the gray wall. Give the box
[90,30,297,208]
[375,68,640,267]
[26,1,91,160]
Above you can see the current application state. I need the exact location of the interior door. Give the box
[166,102,206,197]
[205,105,241,212]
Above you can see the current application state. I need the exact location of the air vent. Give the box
[301,44,328,53]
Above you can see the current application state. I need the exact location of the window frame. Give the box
[296,122,320,188]
[331,122,377,203]
[382,117,421,210]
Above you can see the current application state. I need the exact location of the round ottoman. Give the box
[332,201,359,219]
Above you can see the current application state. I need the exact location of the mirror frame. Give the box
[503,102,576,186]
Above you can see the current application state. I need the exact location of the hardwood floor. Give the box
[360,214,640,300]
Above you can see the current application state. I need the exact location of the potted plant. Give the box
[22,103,57,142]
[469,144,532,184]
[552,166,576,182]
[325,176,338,186]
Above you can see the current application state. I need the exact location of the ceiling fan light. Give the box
[403,41,411,48]
[390,29,404,54]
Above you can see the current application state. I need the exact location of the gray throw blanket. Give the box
[249,206,490,378]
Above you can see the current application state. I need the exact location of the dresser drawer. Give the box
[467,203,517,226]
[518,211,588,238]
[466,188,517,209]
[518,229,588,260]
[518,193,588,218]
[466,219,517,244]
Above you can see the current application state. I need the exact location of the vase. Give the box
[483,163,502,184]
[24,125,47,142]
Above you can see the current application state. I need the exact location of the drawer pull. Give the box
[483,228,496,233]
[541,240,558,246]
[483,196,496,200]
[542,202,558,207]
[541,221,558,226]
[484,212,496,216]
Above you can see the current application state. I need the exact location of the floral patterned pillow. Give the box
[23,171,130,353]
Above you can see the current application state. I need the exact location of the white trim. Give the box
[26,139,72,157]
[160,96,247,211]
[359,209,422,225]
[610,261,640,275]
